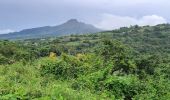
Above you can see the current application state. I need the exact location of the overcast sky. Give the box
[0,0,170,34]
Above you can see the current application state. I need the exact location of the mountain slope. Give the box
[0,19,102,40]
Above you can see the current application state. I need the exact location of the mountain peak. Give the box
[0,19,102,39]
[66,19,79,23]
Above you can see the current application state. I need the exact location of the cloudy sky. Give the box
[0,0,169,34]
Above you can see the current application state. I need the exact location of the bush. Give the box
[0,54,9,64]
[40,54,86,79]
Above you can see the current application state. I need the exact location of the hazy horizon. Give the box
[0,0,170,34]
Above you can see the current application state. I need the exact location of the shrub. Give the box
[40,54,86,79]
[0,54,9,64]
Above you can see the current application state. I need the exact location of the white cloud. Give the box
[95,14,167,30]
[0,0,170,30]
[0,29,14,34]
[139,15,167,26]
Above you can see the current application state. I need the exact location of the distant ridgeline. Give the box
[0,19,102,40]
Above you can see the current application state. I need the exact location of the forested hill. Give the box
[0,24,170,99]
[101,24,170,55]
[21,24,170,56]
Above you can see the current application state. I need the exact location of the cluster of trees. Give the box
[0,24,170,99]
[39,40,169,99]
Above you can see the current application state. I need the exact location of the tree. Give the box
[99,40,136,74]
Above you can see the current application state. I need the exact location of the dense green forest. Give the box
[0,24,170,100]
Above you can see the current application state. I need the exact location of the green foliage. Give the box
[40,54,84,79]
[0,62,105,100]
[99,40,136,74]
[0,24,170,99]
[0,54,9,64]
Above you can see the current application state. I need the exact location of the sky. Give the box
[0,0,170,34]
